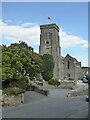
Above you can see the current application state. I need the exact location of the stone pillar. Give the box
[37,72,43,81]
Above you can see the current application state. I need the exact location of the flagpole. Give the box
[48,16,52,24]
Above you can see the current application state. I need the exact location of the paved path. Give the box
[2,89,88,118]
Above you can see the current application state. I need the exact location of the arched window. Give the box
[67,61,70,69]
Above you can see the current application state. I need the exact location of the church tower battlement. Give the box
[39,23,61,80]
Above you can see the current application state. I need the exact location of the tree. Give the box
[2,41,44,89]
[42,54,54,81]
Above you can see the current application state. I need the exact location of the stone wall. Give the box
[29,84,49,96]
[67,89,88,97]
[59,80,76,89]
[63,54,81,80]
[2,93,24,107]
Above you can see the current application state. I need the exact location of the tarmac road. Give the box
[2,88,88,118]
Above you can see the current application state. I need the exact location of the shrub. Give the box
[3,87,24,96]
[11,76,29,90]
[48,78,60,86]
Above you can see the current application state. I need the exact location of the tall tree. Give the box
[42,54,54,81]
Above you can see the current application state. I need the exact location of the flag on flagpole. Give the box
[48,16,51,20]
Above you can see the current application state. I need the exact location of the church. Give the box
[39,23,82,80]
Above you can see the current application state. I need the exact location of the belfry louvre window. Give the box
[45,33,48,39]
[49,32,52,39]
[67,61,70,69]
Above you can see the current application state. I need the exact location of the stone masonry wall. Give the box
[2,93,24,107]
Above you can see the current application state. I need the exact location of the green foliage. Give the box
[42,54,54,81]
[48,78,60,86]
[42,71,53,81]
[11,76,29,90]
[2,66,15,82]
[2,41,43,90]
[3,87,24,96]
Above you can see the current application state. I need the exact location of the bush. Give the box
[48,78,60,86]
[11,76,29,90]
[3,87,24,96]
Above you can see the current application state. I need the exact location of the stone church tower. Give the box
[39,24,61,80]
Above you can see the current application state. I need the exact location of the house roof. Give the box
[64,54,81,65]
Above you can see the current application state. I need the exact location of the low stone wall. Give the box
[59,80,76,89]
[29,84,49,96]
[67,89,88,97]
[2,93,24,107]
[67,88,88,97]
